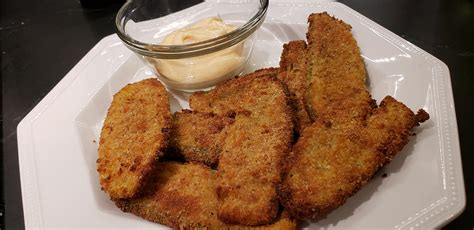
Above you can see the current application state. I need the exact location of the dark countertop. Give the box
[2,0,473,229]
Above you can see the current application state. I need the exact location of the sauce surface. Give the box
[153,17,244,83]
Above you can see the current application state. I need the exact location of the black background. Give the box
[1,0,473,229]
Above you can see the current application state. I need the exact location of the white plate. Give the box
[17,1,465,229]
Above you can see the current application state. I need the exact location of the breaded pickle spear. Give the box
[97,78,172,199]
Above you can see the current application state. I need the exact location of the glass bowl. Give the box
[115,0,269,92]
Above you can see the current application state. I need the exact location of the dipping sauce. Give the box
[150,17,245,84]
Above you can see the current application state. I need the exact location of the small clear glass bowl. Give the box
[115,0,269,92]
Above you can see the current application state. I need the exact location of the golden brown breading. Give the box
[189,68,282,116]
[278,40,313,133]
[230,211,297,230]
[279,97,428,218]
[115,162,298,230]
[304,12,374,126]
[97,78,172,199]
[169,110,234,167]
[115,162,227,229]
[190,71,294,225]
[278,12,429,219]
[365,96,429,164]
[255,212,297,230]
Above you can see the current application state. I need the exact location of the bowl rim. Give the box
[115,0,269,59]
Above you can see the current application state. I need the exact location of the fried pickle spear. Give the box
[304,12,373,126]
[278,40,313,133]
[278,13,429,219]
[169,110,234,167]
[97,78,171,199]
[280,97,428,218]
[190,71,294,225]
[115,162,297,230]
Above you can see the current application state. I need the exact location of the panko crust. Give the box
[190,67,282,115]
[305,12,374,126]
[169,110,234,167]
[97,78,171,199]
[115,162,227,229]
[278,40,313,134]
[190,70,295,225]
[115,162,298,230]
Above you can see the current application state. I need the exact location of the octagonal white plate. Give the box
[17,1,465,229]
